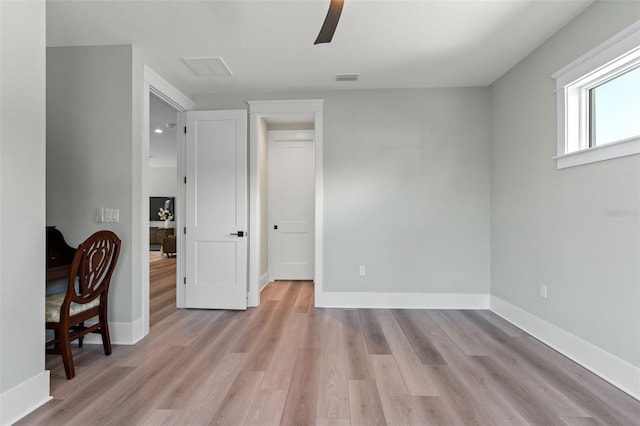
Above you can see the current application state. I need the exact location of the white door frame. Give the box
[247,100,324,307]
[141,66,193,336]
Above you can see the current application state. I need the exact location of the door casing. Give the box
[142,66,193,335]
[248,100,324,307]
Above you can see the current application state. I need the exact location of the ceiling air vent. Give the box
[182,56,233,77]
[335,73,360,82]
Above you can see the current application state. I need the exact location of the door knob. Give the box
[230,231,245,237]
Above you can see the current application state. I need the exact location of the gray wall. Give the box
[195,88,491,294]
[149,167,178,197]
[490,1,640,367]
[47,45,134,323]
[0,0,48,419]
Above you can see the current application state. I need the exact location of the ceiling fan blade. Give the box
[314,0,344,44]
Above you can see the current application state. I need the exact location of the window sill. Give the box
[554,136,640,169]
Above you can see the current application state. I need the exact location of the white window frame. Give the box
[553,21,640,169]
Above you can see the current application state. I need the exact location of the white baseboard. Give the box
[259,272,270,292]
[82,317,145,345]
[316,291,490,309]
[0,371,51,426]
[246,273,271,308]
[490,296,640,401]
[247,291,258,308]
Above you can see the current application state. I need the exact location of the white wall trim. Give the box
[491,296,640,401]
[81,318,145,345]
[248,115,262,308]
[0,371,51,426]
[143,66,194,111]
[259,272,270,293]
[316,291,490,309]
[175,110,187,309]
[554,136,640,169]
[552,20,640,82]
[249,99,323,114]
[313,110,324,302]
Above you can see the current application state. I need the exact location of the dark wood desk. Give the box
[150,227,174,245]
[46,226,76,283]
[47,265,71,282]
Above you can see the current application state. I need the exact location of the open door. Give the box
[185,110,247,309]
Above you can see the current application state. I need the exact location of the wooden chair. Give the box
[162,235,176,257]
[46,230,121,379]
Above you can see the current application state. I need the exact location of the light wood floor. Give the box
[21,281,640,425]
[150,251,177,327]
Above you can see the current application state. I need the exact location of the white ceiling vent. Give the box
[334,73,360,82]
[182,56,233,77]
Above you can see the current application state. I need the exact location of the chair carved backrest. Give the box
[62,231,121,313]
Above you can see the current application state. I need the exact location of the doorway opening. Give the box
[141,66,193,337]
[248,100,324,307]
[148,93,179,326]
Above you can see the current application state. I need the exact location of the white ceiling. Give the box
[47,0,593,97]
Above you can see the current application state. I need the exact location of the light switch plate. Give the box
[105,208,119,223]
[96,207,105,223]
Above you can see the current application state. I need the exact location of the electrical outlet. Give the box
[359,266,366,276]
[539,283,548,299]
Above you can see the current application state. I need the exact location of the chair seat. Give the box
[46,293,100,322]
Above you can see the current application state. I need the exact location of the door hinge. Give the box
[183,277,186,285]
[183,227,186,234]
[184,126,187,134]
[184,176,187,184]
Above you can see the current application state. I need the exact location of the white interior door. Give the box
[185,110,247,309]
[268,130,315,280]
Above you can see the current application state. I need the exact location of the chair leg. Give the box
[100,313,112,356]
[59,331,75,380]
[53,329,60,352]
[78,321,84,348]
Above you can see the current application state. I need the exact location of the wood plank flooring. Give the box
[20,281,640,425]
[149,251,177,327]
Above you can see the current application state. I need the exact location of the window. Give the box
[589,66,640,147]
[553,22,640,169]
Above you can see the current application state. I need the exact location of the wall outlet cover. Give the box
[539,283,548,299]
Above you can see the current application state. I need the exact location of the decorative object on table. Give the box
[158,207,173,228]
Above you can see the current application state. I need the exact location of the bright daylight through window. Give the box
[589,66,640,147]
[553,21,640,169]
